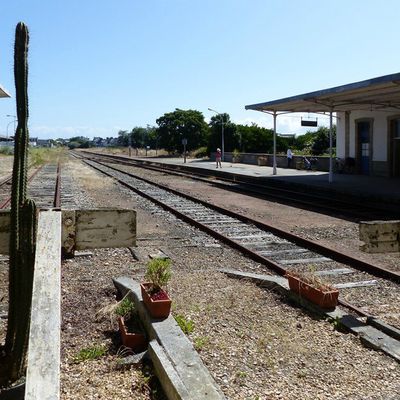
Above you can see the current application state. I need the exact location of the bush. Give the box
[191,146,208,158]
[0,146,13,155]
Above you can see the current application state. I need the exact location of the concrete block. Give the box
[360,240,399,253]
[359,220,400,253]
[148,340,191,400]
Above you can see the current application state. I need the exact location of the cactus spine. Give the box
[0,22,37,387]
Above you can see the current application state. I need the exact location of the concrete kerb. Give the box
[113,276,226,400]
[219,269,400,363]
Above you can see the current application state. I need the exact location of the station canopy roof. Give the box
[245,72,400,113]
[0,84,10,98]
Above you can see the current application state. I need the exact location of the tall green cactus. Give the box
[0,22,37,387]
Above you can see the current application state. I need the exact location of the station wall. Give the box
[337,110,395,176]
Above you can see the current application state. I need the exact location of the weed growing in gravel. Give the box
[174,314,194,334]
[296,368,307,379]
[234,370,248,386]
[73,345,106,363]
[194,336,209,351]
[329,316,347,332]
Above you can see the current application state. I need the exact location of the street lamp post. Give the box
[208,108,224,161]
[6,115,17,139]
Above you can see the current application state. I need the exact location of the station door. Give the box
[390,119,400,177]
[357,121,370,175]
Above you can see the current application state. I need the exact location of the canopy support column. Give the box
[273,111,277,175]
[329,109,333,183]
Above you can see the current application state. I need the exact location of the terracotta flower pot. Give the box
[140,283,171,319]
[286,273,339,309]
[117,316,147,353]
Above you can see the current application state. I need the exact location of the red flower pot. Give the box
[118,316,147,352]
[140,283,171,319]
[286,273,339,309]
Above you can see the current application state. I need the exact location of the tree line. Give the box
[68,108,336,156]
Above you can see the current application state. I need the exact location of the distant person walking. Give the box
[216,148,222,168]
[287,148,293,168]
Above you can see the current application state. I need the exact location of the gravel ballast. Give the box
[60,157,399,399]
[1,155,399,399]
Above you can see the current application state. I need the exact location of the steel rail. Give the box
[84,158,400,284]
[81,158,400,320]
[77,150,399,220]
[0,174,13,187]
[0,165,44,209]
[53,161,61,208]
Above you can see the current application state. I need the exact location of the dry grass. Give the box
[65,159,115,191]
[28,147,67,166]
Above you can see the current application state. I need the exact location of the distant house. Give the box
[93,137,106,147]
[0,135,14,148]
[36,139,53,148]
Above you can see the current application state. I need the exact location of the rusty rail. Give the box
[87,158,400,283]
[0,165,43,209]
[53,162,61,208]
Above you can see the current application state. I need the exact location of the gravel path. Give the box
[58,156,400,399]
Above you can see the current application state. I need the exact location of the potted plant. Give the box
[257,155,268,166]
[140,258,172,319]
[285,271,339,309]
[115,296,147,353]
[232,149,241,163]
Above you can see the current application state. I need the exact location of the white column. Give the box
[273,111,277,175]
[329,110,333,183]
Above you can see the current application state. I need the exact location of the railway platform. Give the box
[134,156,400,206]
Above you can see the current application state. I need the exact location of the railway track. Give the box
[77,155,400,333]
[77,150,400,221]
[0,163,62,209]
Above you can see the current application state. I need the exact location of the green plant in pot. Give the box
[232,149,241,163]
[115,296,147,353]
[140,258,172,319]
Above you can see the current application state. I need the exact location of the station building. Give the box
[245,73,400,179]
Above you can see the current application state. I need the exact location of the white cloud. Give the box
[233,113,331,135]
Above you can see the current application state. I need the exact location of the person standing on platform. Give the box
[287,148,293,168]
[216,147,222,168]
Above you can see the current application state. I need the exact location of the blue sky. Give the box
[1,0,400,139]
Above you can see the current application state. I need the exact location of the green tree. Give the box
[232,123,275,153]
[208,113,236,153]
[310,126,336,155]
[156,109,209,153]
[117,130,129,146]
[67,136,91,149]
